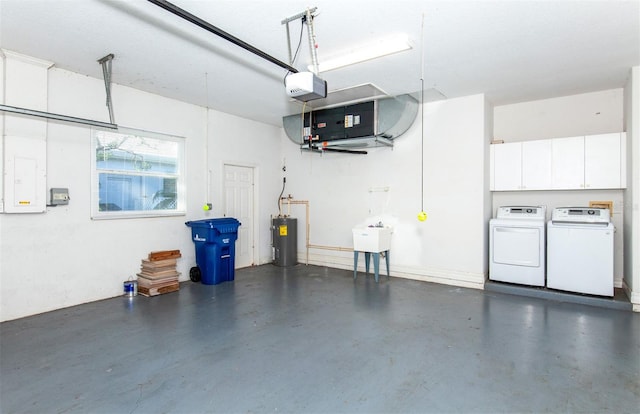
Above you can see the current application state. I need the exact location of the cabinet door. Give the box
[551,136,584,189]
[491,143,522,191]
[522,140,551,190]
[585,133,621,189]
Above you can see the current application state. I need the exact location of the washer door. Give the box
[492,226,541,267]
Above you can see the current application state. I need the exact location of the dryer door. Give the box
[492,226,541,267]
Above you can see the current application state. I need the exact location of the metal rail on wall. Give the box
[0,104,118,130]
[1,53,118,129]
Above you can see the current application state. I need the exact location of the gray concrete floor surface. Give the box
[1,264,639,413]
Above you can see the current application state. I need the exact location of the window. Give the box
[91,127,185,219]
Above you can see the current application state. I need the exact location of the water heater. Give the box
[272,217,298,267]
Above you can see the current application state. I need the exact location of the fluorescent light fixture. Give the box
[310,34,412,73]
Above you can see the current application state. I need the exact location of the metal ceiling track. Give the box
[0,53,118,130]
[98,53,116,124]
[0,104,118,130]
[147,0,299,74]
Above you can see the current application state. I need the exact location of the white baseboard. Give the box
[622,280,640,312]
[296,251,486,290]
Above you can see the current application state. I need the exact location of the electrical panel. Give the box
[3,136,46,213]
[304,101,375,143]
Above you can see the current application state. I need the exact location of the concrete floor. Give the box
[1,264,639,413]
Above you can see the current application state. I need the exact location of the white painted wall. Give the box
[0,56,281,321]
[205,110,282,265]
[623,66,640,309]
[281,94,491,289]
[0,55,3,213]
[494,89,624,141]
[493,89,627,289]
[3,52,635,321]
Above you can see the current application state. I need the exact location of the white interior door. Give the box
[223,164,254,268]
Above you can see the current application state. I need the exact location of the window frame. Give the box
[90,127,186,220]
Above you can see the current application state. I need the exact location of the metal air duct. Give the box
[283,93,418,152]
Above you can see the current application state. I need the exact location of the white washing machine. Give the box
[547,207,614,297]
[489,206,546,287]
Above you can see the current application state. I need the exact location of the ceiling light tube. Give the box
[311,34,412,73]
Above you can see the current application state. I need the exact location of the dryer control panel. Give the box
[496,206,546,220]
[551,207,610,224]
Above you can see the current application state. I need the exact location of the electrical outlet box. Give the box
[50,188,69,205]
[589,200,613,212]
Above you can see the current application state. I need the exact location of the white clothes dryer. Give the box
[490,206,546,287]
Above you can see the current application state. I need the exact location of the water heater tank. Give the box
[272,217,298,267]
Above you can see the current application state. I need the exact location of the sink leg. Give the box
[353,251,359,279]
[385,250,390,279]
[374,253,380,283]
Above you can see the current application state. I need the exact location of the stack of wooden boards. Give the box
[137,250,181,296]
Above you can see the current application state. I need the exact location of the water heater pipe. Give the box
[282,198,353,265]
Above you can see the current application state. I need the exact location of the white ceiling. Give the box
[1,0,639,126]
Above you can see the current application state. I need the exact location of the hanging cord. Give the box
[420,77,424,212]
[204,72,211,209]
[300,101,307,143]
[420,14,425,213]
[308,106,313,149]
[283,16,306,86]
[277,177,286,216]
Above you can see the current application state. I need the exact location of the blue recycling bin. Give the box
[185,218,241,285]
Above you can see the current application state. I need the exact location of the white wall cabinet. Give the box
[490,140,552,191]
[584,133,624,189]
[551,133,624,190]
[551,136,585,189]
[491,132,625,191]
[522,140,552,190]
[490,142,521,191]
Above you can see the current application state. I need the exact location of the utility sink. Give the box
[352,226,392,252]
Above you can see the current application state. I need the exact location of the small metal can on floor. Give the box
[123,280,138,297]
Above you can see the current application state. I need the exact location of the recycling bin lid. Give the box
[185,218,241,228]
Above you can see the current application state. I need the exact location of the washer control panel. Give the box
[496,206,546,219]
[551,207,610,223]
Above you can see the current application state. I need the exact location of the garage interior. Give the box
[1,1,639,412]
